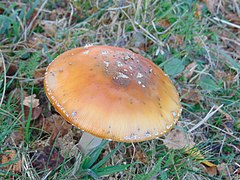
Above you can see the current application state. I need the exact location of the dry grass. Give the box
[0,0,239,179]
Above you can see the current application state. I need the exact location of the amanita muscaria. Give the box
[44,45,181,153]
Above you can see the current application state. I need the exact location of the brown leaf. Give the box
[0,150,21,174]
[34,67,46,84]
[43,114,72,143]
[56,130,80,157]
[201,164,218,177]
[214,70,235,86]
[158,19,171,28]
[194,3,205,19]
[163,124,195,149]
[217,163,233,176]
[41,20,57,37]
[31,146,64,171]
[27,35,43,49]
[23,94,39,108]
[23,94,42,120]
[182,89,203,104]
[168,35,184,48]
[134,150,147,164]
[11,128,24,146]
[183,62,197,79]
[7,62,18,76]
[24,106,42,120]
[193,35,207,47]
[201,0,219,14]
[44,114,71,136]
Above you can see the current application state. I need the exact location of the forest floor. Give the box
[0,0,239,179]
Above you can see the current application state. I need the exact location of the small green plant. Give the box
[77,141,130,179]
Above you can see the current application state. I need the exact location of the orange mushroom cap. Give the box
[44,45,181,142]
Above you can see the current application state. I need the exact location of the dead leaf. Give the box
[164,123,216,168]
[11,128,24,146]
[27,35,43,49]
[43,114,72,144]
[24,106,42,120]
[183,62,197,79]
[193,35,207,47]
[158,19,171,28]
[168,35,184,48]
[200,164,218,177]
[56,130,80,157]
[164,126,195,149]
[214,70,235,86]
[217,163,233,176]
[44,114,71,136]
[34,67,46,84]
[194,3,205,19]
[23,94,42,120]
[0,57,3,74]
[201,0,219,14]
[41,20,57,37]
[23,94,39,108]
[31,146,64,171]
[0,150,21,174]
[134,150,147,164]
[182,89,203,104]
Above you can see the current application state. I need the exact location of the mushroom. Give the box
[44,45,181,153]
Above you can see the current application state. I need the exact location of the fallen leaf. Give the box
[56,130,80,157]
[200,164,217,177]
[11,128,24,146]
[43,114,72,144]
[193,35,207,47]
[23,94,42,120]
[194,2,205,19]
[168,35,184,48]
[164,123,216,168]
[201,0,219,14]
[27,35,43,49]
[34,67,46,84]
[0,57,3,74]
[41,20,57,37]
[217,163,233,176]
[164,126,195,149]
[7,62,18,76]
[0,150,21,174]
[24,106,42,120]
[31,146,64,171]
[214,70,236,86]
[134,150,147,164]
[181,88,203,104]
[183,62,197,79]
[23,94,39,108]
[158,19,171,28]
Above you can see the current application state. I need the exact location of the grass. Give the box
[0,0,239,179]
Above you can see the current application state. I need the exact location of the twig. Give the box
[188,104,224,133]
[213,17,240,29]
[0,51,6,108]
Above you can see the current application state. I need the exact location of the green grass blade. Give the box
[91,143,122,170]
[95,164,130,177]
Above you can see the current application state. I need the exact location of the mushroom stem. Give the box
[78,132,102,154]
